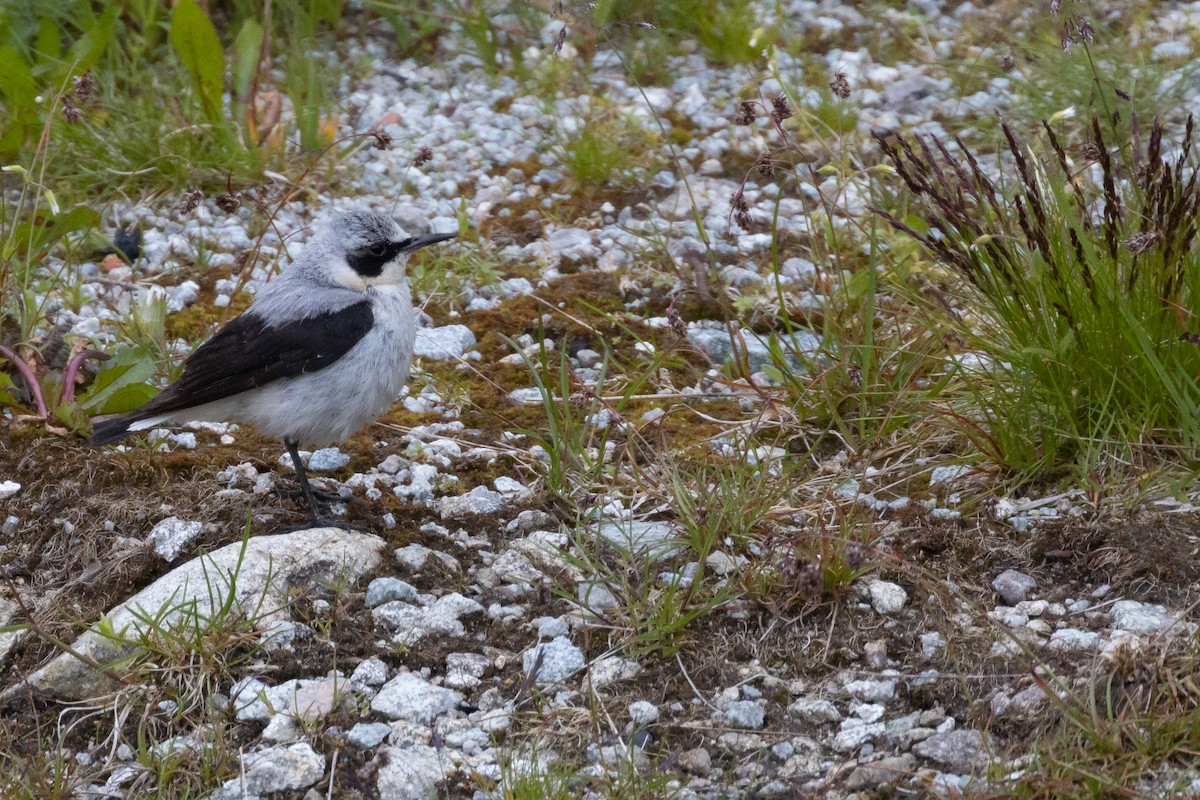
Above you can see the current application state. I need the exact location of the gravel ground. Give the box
[5,1,1200,798]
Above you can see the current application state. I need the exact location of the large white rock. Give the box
[15,529,384,700]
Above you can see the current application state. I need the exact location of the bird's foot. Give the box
[276,515,371,533]
[272,484,343,505]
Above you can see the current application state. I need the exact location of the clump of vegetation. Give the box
[873,115,1200,476]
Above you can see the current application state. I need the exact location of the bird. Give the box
[92,210,455,525]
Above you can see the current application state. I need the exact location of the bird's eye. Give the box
[369,243,389,257]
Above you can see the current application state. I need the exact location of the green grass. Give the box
[873,115,1200,478]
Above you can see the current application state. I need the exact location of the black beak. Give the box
[401,232,457,253]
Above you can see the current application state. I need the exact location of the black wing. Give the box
[138,300,374,417]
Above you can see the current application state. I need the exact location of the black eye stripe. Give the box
[347,241,404,277]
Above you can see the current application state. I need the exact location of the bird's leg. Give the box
[284,437,325,526]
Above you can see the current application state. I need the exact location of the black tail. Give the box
[90,414,137,446]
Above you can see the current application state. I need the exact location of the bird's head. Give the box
[316,210,455,291]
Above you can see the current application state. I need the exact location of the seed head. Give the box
[830,70,851,100]
[1123,231,1161,255]
[666,302,687,339]
[733,100,757,126]
[413,145,434,166]
[371,130,392,150]
[180,189,204,214]
[72,71,96,101]
[770,94,793,123]
[754,150,779,177]
[61,94,82,124]
[215,191,243,213]
[1076,16,1093,41]
[730,188,752,230]
[553,26,567,56]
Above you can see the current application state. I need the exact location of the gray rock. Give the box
[586,656,641,688]
[576,581,620,612]
[845,678,897,703]
[1048,628,1100,652]
[929,465,971,486]
[595,519,680,561]
[373,744,448,799]
[788,698,841,724]
[413,324,476,360]
[920,632,946,660]
[19,529,383,700]
[372,592,484,645]
[913,729,994,772]
[834,719,885,752]
[628,701,659,725]
[347,722,392,749]
[366,577,418,608]
[147,516,204,562]
[845,753,917,790]
[868,581,908,614]
[213,742,324,798]
[883,73,939,114]
[351,657,389,688]
[438,486,506,518]
[523,636,585,684]
[370,672,463,724]
[723,700,765,730]
[1111,600,1189,636]
[307,447,350,471]
[231,674,350,722]
[686,325,819,374]
[395,543,461,575]
[547,227,598,262]
[992,569,1037,605]
[678,747,712,775]
[445,652,491,690]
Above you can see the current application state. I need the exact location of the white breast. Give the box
[212,283,416,447]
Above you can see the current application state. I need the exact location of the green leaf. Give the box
[67,6,117,74]
[233,19,263,103]
[0,46,36,114]
[35,17,62,63]
[0,372,16,408]
[76,347,158,415]
[170,0,226,125]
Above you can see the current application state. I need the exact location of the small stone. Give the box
[414,324,477,360]
[438,486,506,518]
[373,744,448,799]
[1111,600,1189,636]
[351,657,389,688]
[347,722,392,749]
[213,742,324,798]
[1049,628,1100,652]
[308,448,350,471]
[992,569,1037,605]
[920,632,945,660]
[628,701,659,725]
[929,465,971,486]
[365,577,418,608]
[912,729,993,772]
[722,700,765,730]
[868,581,908,614]
[445,652,491,690]
[586,656,641,688]
[845,679,896,703]
[147,517,204,562]
[834,719,885,752]
[523,636,585,684]
[845,753,917,790]
[370,672,463,724]
[678,747,712,775]
[788,698,841,724]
